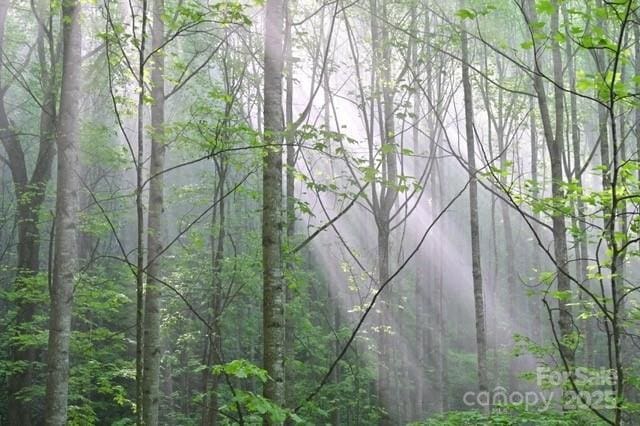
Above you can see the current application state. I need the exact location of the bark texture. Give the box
[460,12,488,395]
[44,0,81,423]
[262,0,286,416]
[142,0,166,422]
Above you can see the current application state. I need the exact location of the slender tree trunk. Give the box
[550,0,573,369]
[481,51,501,387]
[414,223,425,414]
[134,0,149,421]
[430,165,444,413]
[284,4,296,416]
[500,155,518,388]
[527,0,573,368]
[162,353,174,415]
[376,218,392,423]
[371,0,397,421]
[437,162,448,412]
[493,80,518,389]
[262,0,286,417]
[318,9,342,425]
[202,160,226,426]
[563,2,591,366]
[460,8,488,398]
[44,0,81,422]
[412,56,425,418]
[528,93,543,345]
[142,0,165,422]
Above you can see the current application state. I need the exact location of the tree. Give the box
[0,0,639,424]
[524,0,574,369]
[0,0,57,422]
[262,0,286,415]
[142,0,166,421]
[459,4,488,397]
[43,0,81,422]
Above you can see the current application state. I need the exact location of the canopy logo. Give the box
[462,367,617,411]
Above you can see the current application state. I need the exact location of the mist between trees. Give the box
[0,0,639,425]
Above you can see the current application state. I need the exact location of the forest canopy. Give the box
[0,0,639,425]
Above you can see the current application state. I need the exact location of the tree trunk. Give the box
[376,219,392,423]
[202,159,226,426]
[563,2,591,366]
[528,92,543,345]
[371,1,397,421]
[460,8,489,397]
[410,19,426,416]
[44,0,81,422]
[284,4,296,416]
[262,0,286,417]
[320,12,341,425]
[142,0,165,422]
[526,0,573,368]
[437,164,448,412]
[134,0,149,420]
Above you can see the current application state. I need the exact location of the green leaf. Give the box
[455,8,476,20]
[539,271,555,285]
[212,359,269,383]
[401,148,414,156]
[536,0,554,15]
[551,290,572,302]
[520,40,534,49]
[380,143,395,155]
[553,31,566,44]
